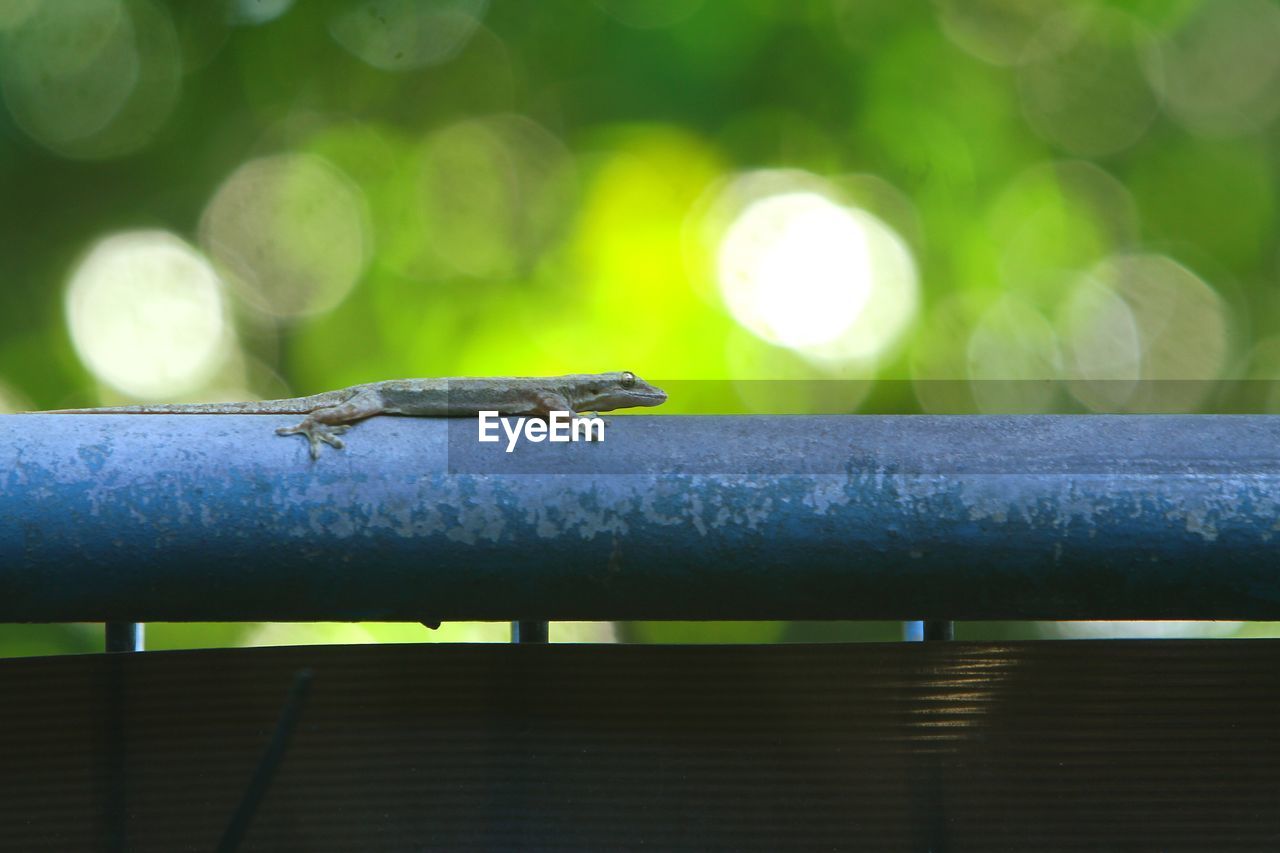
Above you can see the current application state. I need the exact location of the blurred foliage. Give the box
[2,0,1279,652]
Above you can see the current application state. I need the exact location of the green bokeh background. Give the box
[2,0,1278,652]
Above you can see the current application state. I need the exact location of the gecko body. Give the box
[36,372,667,459]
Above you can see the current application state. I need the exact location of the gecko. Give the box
[35,371,667,459]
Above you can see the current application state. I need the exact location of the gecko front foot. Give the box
[276,419,350,459]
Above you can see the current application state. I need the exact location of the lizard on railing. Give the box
[33,371,667,459]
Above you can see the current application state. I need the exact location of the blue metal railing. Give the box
[2,413,1278,625]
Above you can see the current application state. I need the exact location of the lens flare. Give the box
[0,0,180,159]
[1059,253,1229,412]
[1017,8,1158,157]
[1152,0,1280,137]
[988,160,1139,300]
[200,153,372,319]
[65,231,231,399]
[967,296,1062,413]
[416,115,577,279]
[328,0,487,71]
[716,188,917,367]
[936,0,1059,66]
[232,0,293,26]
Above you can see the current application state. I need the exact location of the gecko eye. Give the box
[620,371,635,388]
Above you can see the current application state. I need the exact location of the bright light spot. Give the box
[1046,621,1241,640]
[1017,8,1159,157]
[593,0,702,29]
[717,190,918,366]
[0,0,180,159]
[966,296,1062,413]
[1059,253,1229,412]
[690,169,833,305]
[328,0,487,71]
[1152,0,1280,137]
[200,153,372,319]
[65,231,231,399]
[232,0,294,26]
[719,193,871,349]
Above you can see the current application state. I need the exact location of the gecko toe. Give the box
[276,418,348,458]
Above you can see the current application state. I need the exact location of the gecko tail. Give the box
[29,400,316,415]
[32,405,183,414]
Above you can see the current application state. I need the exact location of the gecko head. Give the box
[577,371,667,412]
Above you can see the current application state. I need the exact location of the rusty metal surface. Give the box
[2,414,1279,621]
[2,640,1278,851]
